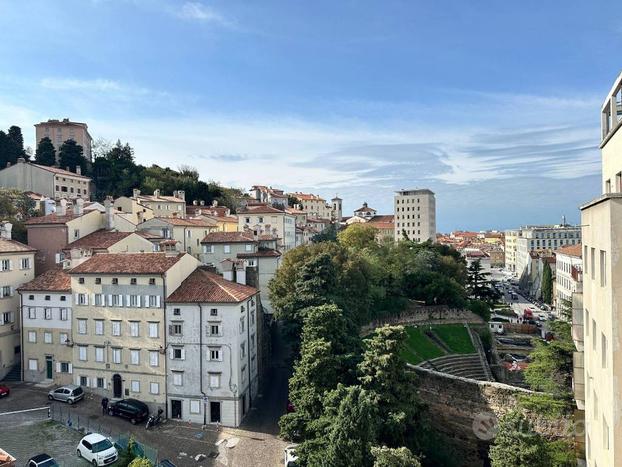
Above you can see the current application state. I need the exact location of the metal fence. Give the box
[49,404,158,464]
[0,406,50,428]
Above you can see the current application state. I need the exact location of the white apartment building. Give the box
[0,223,36,380]
[394,189,436,242]
[19,269,73,385]
[554,244,582,311]
[578,71,622,467]
[238,204,296,251]
[514,225,581,280]
[165,268,259,426]
[504,229,520,272]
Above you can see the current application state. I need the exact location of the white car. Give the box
[284,445,299,467]
[76,433,118,466]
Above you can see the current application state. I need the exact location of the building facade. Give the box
[35,118,93,162]
[165,269,259,426]
[0,224,36,380]
[394,189,436,242]
[238,204,296,251]
[554,244,582,312]
[504,229,521,272]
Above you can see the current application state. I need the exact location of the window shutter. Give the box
[107,294,113,306]
[144,295,150,308]
[8,260,13,270]
[169,348,174,359]
[168,324,174,335]
[118,295,123,306]
[56,362,61,373]
[91,294,96,306]
[55,253,61,263]
[9,287,13,297]
[181,348,186,360]
[10,312,14,323]
[126,295,131,307]
[84,294,89,305]
[68,363,73,374]
[156,296,161,307]
[136,296,142,308]
[74,293,79,304]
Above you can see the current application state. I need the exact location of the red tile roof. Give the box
[65,230,134,250]
[25,212,83,225]
[239,204,285,214]
[201,232,256,243]
[18,269,71,292]
[167,268,257,303]
[0,237,36,253]
[555,244,582,258]
[69,252,185,274]
[155,217,216,227]
[31,163,91,180]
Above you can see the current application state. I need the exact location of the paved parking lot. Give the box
[0,382,287,467]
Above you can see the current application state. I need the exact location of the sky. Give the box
[0,0,620,231]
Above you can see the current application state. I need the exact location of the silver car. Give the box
[48,384,84,404]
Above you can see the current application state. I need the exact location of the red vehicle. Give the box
[523,308,534,319]
[0,384,10,398]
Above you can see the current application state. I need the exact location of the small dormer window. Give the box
[210,308,218,317]
[112,278,119,285]
[131,278,137,285]
[95,278,101,284]
[149,278,156,285]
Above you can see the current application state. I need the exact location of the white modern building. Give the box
[554,244,582,312]
[394,189,436,242]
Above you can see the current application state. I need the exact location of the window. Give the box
[94,294,104,306]
[112,348,121,364]
[95,347,104,363]
[28,331,36,343]
[603,418,609,450]
[112,278,118,285]
[173,308,181,316]
[240,342,246,359]
[240,317,245,334]
[96,378,104,388]
[210,347,221,361]
[44,295,50,301]
[210,308,218,317]
[111,321,121,336]
[245,244,252,252]
[592,320,597,351]
[190,400,200,414]
[172,347,184,360]
[149,351,159,367]
[28,359,38,371]
[209,323,220,336]
[149,278,156,285]
[224,245,231,254]
[170,323,182,336]
[77,293,87,305]
[77,319,87,334]
[602,333,608,368]
[28,308,36,319]
[148,322,159,338]
[0,259,10,271]
[129,321,139,337]
[78,346,87,361]
[203,245,214,254]
[111,295,121,306]
[590,248,595,279]
[149,295,159,307]
[131,278,137,285]
[241,365,247,383]
[44,332,52,344]
[20,258,30,269]
[95,319,104,335]
[78,277,85,284]
[600,250,607,287]
[172,371,183,386]
[80,376,88,387]
[150,382,159,394]
[131,380,140,393]
[130,349,140,365]
[585,309,590,336]
[95,278,101,285]
[129,295,140,307]
[60,308,68,321]
[208,373,221,388]
[59,333,68,344]
[73,229,79,239]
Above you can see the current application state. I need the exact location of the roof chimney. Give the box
[104,196,114,230]
[193,200,198,206]
[200,200,205,206]
[66,166,70,172]
[133,188,141,199]
[75,165,81,175]
[58,199,67,216]
[176,190,185,201]
[75,197,84,216]
[154,189,160,199]
[212,200,218,207]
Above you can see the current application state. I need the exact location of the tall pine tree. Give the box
[58,139,87,174]
[35,137,56,166]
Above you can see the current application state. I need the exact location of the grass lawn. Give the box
[401,326,445,364]
[433,324,475,354]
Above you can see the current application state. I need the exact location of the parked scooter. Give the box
[145,408,164,430]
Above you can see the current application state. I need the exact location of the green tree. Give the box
[58,139,87,174]
[288,194,301,207]
[541,262,553,304]
[34,137,56,166]
[128,458,153,467]
[338,223,378,251]
[489,411,550,467]
[524,331,573,396]
[358,326,418,447]
[0,127,25,167]
[91,140,143,199]
[311,223,337,243]
[0,189,37,242]
[7,126,24,157]
[371,446,421,467]
[466,259,497,302]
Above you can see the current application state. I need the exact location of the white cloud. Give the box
[40,78,123,93]
[178,2,228,25]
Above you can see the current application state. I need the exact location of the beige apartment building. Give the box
[69,252,199,412]
[504,229,520,272]
[0,223,36,380]
[578,71,622,467]
[238,204,296,251]
[114,189,186,220]
[137,217,217,259]
[35,118,93,161]
[19,269,73,385]
[394,188,436,242]
[0,158,91,200]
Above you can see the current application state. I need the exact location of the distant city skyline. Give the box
[1,0,617,230]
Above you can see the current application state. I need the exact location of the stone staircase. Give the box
[418,354,489,381]
[2,362,21,382]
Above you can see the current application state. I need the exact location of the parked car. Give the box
[48,385,84,404]
[284,445,299,467]
[27,454,59,467]
[76,433,118,466]
[107,398,149,424]
[0,384,10,398]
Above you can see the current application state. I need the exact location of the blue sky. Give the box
[0,0,620,231]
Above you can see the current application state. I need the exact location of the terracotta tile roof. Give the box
[306,217,330,223]
[290,192,325,202]
[155,217,216,227]
[69,252,185,274]
[555,243,582,258]
[18,269,71,292]
[239,204,286,214]
[167,268,257,303]
[201,232,256,243]
[31,163,91,180]
[137,231,161,240]
[354,205,375,213]
[136,194,185,203]
[0,237,36,253]
[25,212,82,225]
[368,215,394,224]
[65,230,134,250]
[237,248,281,258]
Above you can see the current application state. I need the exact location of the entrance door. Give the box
[171,400,182,419]
[112,374,122,398]
[45,356,53,379]
[210,401,221,423]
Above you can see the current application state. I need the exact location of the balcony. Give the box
[573,351,585,410]
[572,292,584,351]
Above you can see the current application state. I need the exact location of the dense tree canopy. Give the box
[0,125,26,168]
[58,139,88,174]
[489,411,550,467]
[338,223,379,251]
[0,189,37,242]
[372,446,422,467]
[541,262,553,304]
[35,137,56,166]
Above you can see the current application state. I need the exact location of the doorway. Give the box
[112,374,122,398]
[171,400,182,419]
[210,401,221,423]
[45,356,53,379]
